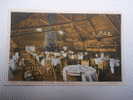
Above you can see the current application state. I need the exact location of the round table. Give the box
[63,65,97,82]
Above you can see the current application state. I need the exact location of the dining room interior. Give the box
[9,12,121,82]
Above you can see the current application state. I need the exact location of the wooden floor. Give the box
[10,67,121,82]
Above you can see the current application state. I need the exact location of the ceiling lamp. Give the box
[98,31,112,36]
[103,31,107,35]
[36,28,43,32]
[107,32,112,36]
[58,30,64,35]
[94,30,112,41]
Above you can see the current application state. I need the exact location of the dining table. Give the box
[63,64,97,82]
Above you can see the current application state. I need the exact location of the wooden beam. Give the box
[57,14,71,22]
[39,18,48,24]
[12,16,90,30]
[104,15,120,33]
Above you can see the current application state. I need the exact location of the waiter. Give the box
[51,55,61,80]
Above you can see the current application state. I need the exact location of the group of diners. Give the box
[9,51,25,80]
[25,47,120,81]
[9,46,121,81]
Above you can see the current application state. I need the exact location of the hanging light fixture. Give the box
[36,28,43,32]
[58,30,64,35]
[107,31,112,36]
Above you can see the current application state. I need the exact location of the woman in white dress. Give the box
[109,57,116,74]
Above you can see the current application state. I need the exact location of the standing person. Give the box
[12,55,17,71]
[9,56,16,80]
[61,51,68,66]
[70,54,75,65]
[94,54,99,70]
[96,57,103,80]
[18,56,25,68]
[77,52,83,64]
[15,52,19,63]
[109,57,116,74]
[51,55,61,80]
[115,58,120,73]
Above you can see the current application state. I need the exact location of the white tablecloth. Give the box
[63,65,97,82]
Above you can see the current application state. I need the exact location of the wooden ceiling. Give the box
[11,13,121,51]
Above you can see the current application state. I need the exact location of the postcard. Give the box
[9,11,122,85]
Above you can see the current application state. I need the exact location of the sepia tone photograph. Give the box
[9,12,121,83]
